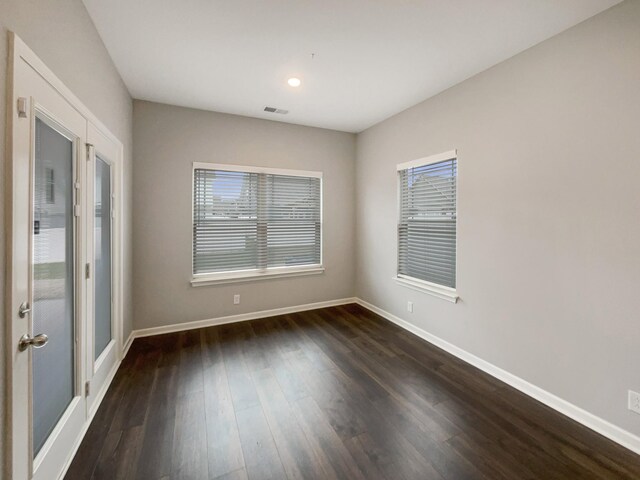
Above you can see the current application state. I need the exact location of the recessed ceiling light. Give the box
[287,77,301,87]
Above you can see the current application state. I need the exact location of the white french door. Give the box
[85,123,121,415]
[9,52,88,480]
[7,34,123,480]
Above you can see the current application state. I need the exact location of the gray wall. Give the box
[1,1,133,476]
[355,0,640,437]
[132,101,356,330]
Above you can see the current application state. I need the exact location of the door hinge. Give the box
[74,205,80,217]
[85,263,90,279]
[86,143,93,161]
[85,381,91,397]
[17,97,28,118]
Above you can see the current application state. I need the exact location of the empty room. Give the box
[2,0,640,479]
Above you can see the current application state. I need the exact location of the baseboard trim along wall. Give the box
[131,297,359,339]
[123,331,135,358]
[354,297,640,456]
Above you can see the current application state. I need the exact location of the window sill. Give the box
[394,275,459,303]
[192,266,325,287]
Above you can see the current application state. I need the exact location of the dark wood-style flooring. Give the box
[65,304,640,479]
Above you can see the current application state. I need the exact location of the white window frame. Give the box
[191,162,324,286]
[394,150,459,303]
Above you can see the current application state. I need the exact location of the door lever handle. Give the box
[18,301,31,318]
[18,333,49,352]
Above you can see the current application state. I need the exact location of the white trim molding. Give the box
[122,332,135,358]
[192,265,324,287]
[132,297,357,338]
[394,275,459,303]
[193,162,322,179]
[397,149,457,171]
[354,297,640,456]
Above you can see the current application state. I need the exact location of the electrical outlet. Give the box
[233,294,240,305]
[407,301,414,313]
[629,390,640,415]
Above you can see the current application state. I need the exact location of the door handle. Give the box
[18,333,49,352]
[18,301,31,318]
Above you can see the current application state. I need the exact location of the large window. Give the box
[396,151,458,302]
[192,163,323,284]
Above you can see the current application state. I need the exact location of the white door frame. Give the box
[5,32,125,480]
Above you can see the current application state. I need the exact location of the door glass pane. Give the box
[33,117,75,457]
[94,157,112,358]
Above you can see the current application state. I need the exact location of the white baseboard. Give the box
[355,297,640,456]
[122,331,135,358]
[132,297,358,339]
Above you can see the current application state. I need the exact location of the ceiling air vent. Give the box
[264,106,288,114]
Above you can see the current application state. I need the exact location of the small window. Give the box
[192,163,322,284]
[397,151,457,294]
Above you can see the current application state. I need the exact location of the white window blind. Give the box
[398,154,457,289]
[193,166,321,277]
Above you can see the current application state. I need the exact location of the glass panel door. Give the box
[11,37,122,480]
[94,156,112,358]
[32,117,76,456]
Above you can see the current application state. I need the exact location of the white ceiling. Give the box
[83,0,620,133]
